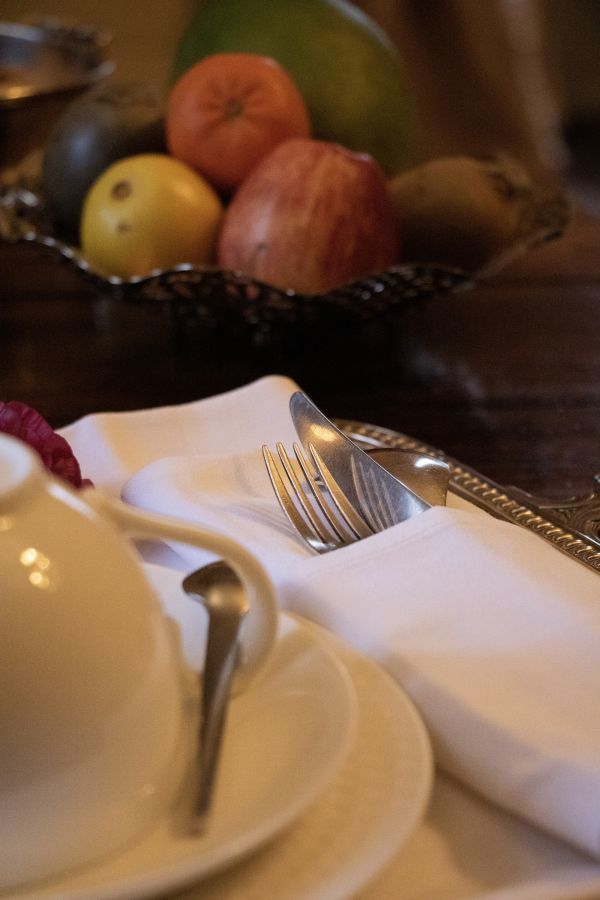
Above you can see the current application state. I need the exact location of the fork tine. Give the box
[374,467,399,528]
[276,442,341,544]
[263,441,379,553]
[262,445,337,553]
[353,456,405,531]
[351,456,387,532]
[307,444,374,540]
[290,442,354,544]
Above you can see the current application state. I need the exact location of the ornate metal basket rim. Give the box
[0,181,474,333]
[339,419,600,575]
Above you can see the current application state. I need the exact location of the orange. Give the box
[166,52,311,193]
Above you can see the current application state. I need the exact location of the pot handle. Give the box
[84,489,278,692]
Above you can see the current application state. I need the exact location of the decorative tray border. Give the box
[339,420,600,574]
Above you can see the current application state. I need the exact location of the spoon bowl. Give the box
[367,448,450,507]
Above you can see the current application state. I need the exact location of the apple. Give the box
[218,138,398,294]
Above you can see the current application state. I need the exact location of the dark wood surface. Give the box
[2,209,599,501]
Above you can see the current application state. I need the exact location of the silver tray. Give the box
[339,420,600,575]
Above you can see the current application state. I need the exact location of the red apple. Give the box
[218,138,398,294]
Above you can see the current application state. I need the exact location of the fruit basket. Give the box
[0,176,474,340]
[0,5,572,346]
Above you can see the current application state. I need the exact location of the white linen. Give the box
[61,376,600,874]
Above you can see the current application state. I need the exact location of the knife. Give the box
[289,391,436,528]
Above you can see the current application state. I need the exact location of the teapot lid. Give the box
[0,434,42,506]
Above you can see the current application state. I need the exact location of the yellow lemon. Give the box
[80,153,224,278]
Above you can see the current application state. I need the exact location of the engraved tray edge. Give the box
[338,419,600,575]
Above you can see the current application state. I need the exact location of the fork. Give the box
[262,441,375,553]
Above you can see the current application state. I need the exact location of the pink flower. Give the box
[0,401,93,489]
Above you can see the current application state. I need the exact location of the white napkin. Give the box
[61,375,600,858]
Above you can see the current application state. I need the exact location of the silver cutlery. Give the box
[289,391,448,523]
[182,561,249,831]
[338,419,600,573]
[263,441,378,553]
[282,389,600,574]
[367,448,450,508]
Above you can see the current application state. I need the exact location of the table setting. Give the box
[3,3,600,898]
[2,374,599,899]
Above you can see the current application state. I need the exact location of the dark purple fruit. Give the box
[42,81,166,239]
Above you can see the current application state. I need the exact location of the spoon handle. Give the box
[182,562,251,833]
[193,594,245,830]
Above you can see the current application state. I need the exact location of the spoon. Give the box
[182,560,249,832]
[367,448,450,507]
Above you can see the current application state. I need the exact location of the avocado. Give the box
[42,82,166,240]
[173,0,417,175]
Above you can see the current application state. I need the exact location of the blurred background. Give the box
[2,0,599,496]
[4,0,600,203]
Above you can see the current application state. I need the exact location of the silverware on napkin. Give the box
[336,419,600,573]
[263,441,376,553]
[289,391,449,527]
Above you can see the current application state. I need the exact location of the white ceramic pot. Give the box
[0,433,277,891]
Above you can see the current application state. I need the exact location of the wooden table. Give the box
[1,210,599,502]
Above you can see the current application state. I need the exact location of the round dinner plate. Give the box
[14,564,432,900]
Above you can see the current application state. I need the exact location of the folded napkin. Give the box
[61,375,600,858]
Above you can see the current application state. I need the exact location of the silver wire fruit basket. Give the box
[0,178,474,336]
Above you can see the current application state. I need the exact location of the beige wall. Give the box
[3,0,197,88]
[3,0,583,177]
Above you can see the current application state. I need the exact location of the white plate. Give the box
[16,565,433,900]
[13,565,358,900]
[176,620,434,900]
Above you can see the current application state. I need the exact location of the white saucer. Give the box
[177,620,434,900]
[14,565,433,900]
[12,565,357,900]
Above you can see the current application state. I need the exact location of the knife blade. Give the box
[289,391,432,527]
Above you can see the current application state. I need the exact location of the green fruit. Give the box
[172,0,416,175]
